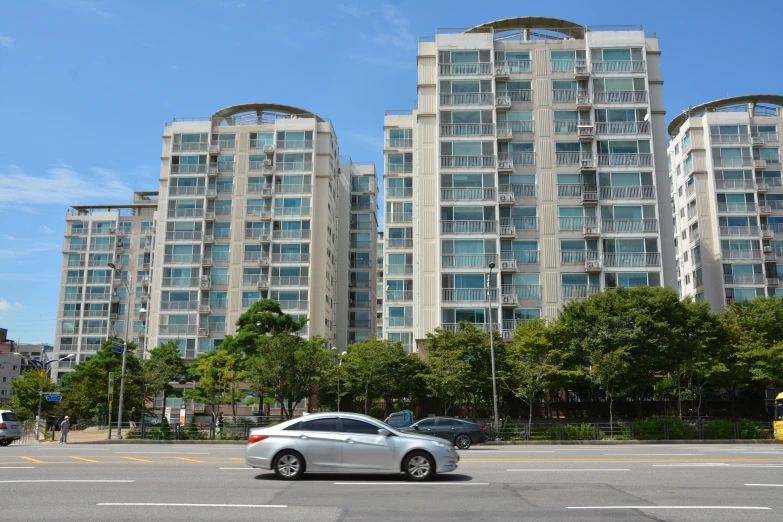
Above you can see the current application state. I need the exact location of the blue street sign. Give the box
[45,394,62,402]
[111,344,124,354]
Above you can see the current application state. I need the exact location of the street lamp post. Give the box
[108,262,133,440]
[14,352,75,440]
[331,349,348,412]
[486,262,500,440]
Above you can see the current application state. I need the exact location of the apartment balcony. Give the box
[496,122,513,140]
[83,293,111,302]
[593,91,648,104]
[711,134,750,145]
[440,220,496,235]
[715,179,756,191]
[560,249,599,265]
[386,238,413,249]
[603,253,660,267]
[720,226,760,237]
[573,59,590,79]
[248,139,275,152]
[386,290,413,302]
[562,284,600,300]
[65,277,85,285]
[552,89,579,103]
[503,89,533,103]
[386,187,414,199]
[714,157,753,168]
[580,154,596,171]
[173,165,208,175]
[507,183,537,199]
[502,284,541,300]
[386,212,413,224]
[595,121,650,135]
[440,123,495,137]
[583,218,600,238]
[277,139,313,150]
[768,277,780,287]
[247,183,273,195]
[160,300,199,311]
[82,326,108,335]
[387,317,414,329]
[159,324,198,335]
[497,152,535,169]
[722,249,762,260]
[439,63,492,76]
[162,277,200,287]
[386,162,413,174]
[440,155,496,169]
[717,202,756,213]
[559,217,588,231]
[502,250,539,266]
[165,231,202,242]
[690,229,701,244]
[271,253,310,263]
[495,60,532,75]
[576,91,592,109]
[601,219,658,233]
[500,216,538,232]
[759,204,773,215]
[441,254,497,268]
[753,131,779,143]
[275,161,313,173]
[257,255,270,266]
[89,244,115,252]
[597,154,652,167]
[440,187,495,202]
[271,276,309,286]
[272,229,310,240]
[578,123,595,141]
[439,92,494,106]
[761,225,775,239]
[248,160,275,173]
[63,294,83,302]
[169,186,205,197]
[757,181,770,193]
[441,288,497,302]
[591,60,646,74]
[276,300,307,311]
[350,241,371,250]
[723,273,765,285]
[352,299,372,308]
[386,138,413,149]
[599,186,656,199]
[440,323,499,333]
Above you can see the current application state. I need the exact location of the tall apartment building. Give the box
[668,95,783,310]
[54,192,158,379]
[382,17,674,352]
[53,103,376,371]
[376,231,384,339]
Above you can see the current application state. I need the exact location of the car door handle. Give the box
[345,439,355,443]
[299,435,308,440]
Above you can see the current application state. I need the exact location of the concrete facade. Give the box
[382,18,675,351]
[668,96,783,310]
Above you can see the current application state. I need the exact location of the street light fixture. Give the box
[108,262,132,439]
[14,352,75,440]
[486,262,500,440]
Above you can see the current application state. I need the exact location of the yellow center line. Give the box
[176,457,204,463]
[19,456,44,464]
[69,456,99,463]
[230,458,244,461]
[122,456,153,463]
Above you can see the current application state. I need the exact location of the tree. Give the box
[247,334,334,419]
[187,348,241,423]
[340,339,428,415]
[232,299,308,354]
[141,340,186,417]
[422,323,500,416]
[559,287,687,419]
[9,370,57,422]
[502,318,576,432]
[59,340,144,424]
[589,347,630,435]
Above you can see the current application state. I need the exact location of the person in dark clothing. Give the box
[129,407,138,429]
[217,413,224,435]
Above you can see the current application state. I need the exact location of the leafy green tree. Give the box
[422,323,500,416]
[589,347,630,434]
[502,318,576,432]
[141,340,186,417]
[559,287,688,419]
[247,334,334,419]
[232,299,309,354]
[8,370,57,422]
[340,339,428,415]
[186,349,236,424]
[675,298,721,420]
[60,340,144,424]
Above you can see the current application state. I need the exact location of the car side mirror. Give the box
[377,429,391,437]
[412,425,419,430]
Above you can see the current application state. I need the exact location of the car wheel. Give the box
[455,434,471,450]
[273,451,304,480]
[403,451,435,481]
[0,440,11,447]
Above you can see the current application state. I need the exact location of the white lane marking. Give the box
[604,453,704,457]
[654,464,783,468]
[0,480,134,483]
[653,463,727,467]
[508,468,629,472]
[0,467,35,469]
[332,482,489,485]
[462,450,555,453]
[746,484,783,487]
[567,506,770,510]
[98,503,286,508]
[117,451,210,455]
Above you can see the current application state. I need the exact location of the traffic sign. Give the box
[111,343,124,354]
[45,394,62,402]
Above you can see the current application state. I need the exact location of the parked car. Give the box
[0,410,22,446]
[399,417,487,449]
[245,412,459,481]
[384,410,415,428]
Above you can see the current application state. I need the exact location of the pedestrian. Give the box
[129,407,137,430]
[59,416,70,444]
[217,413,224,435]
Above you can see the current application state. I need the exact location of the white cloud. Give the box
[374,4,416,51]
[0,299,24,311]
[337,4,374,17]
[68,0,111,18]
[39,226,53,235]
[0,242,60,257]
[0,164,132,207]
[0,33,14,49]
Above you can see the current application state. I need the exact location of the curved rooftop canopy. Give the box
[464,17,585,39]
[668,94,783,136]
[211,103,324,126]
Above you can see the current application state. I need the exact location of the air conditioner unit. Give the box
[581,159,595,169]
[502,330,513,339]
[502,294,517,304]
[586,260,602,269]
[764,246,773,253]
[499,193,513,202]
[498,160,513,169]
[349,281,355,287]
[501,260,515,269]
[263,159,273,167]
[109,228,116,234]
[263,145,275,153]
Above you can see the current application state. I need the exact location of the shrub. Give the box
[632,417,683,440]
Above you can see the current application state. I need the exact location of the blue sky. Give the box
[1,0,781,343]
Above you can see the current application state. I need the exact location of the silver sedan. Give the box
[245,412,459,481]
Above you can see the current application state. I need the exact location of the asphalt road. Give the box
[2,442,783,521]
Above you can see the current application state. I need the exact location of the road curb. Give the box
[70,440,247,445]
[480,439,781,445]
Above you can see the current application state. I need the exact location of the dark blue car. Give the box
[399,417,487,449]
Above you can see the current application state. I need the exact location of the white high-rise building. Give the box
[382,17,674,352]
[668,95,783,310]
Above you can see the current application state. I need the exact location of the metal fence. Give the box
[480,418,776,441]
[122,417,288,441]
